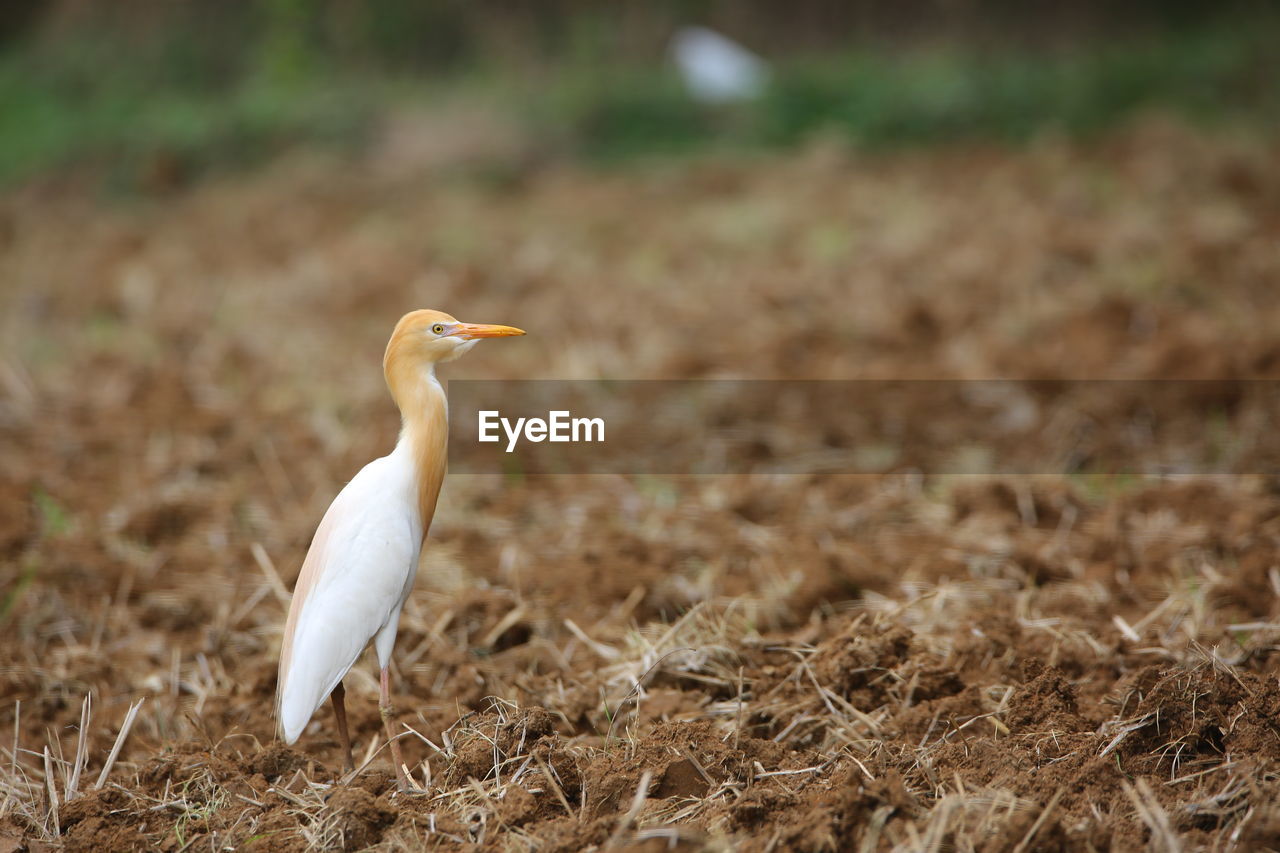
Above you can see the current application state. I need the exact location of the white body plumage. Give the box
[277,440,423,744]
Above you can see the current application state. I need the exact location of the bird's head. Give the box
[384,309,525,376]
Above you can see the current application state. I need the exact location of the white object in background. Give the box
[671,26,769,104]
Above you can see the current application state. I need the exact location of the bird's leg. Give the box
[379,665,410,792]
[329,682,354,775]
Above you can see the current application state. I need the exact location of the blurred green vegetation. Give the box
[543,22,1278,162]
[0,3,1276,187]
[0,25,386,187]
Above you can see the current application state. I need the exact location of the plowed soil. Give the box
[5,117,1280,851]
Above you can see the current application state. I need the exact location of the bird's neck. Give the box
[387,361,448,538]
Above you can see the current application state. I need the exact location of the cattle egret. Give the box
[671,26,769,104]
[276,310,525,790]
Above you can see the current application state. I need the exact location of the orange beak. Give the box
[450,323,526,340]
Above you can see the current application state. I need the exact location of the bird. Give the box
[276,309,525,790]
[670,26,769,104]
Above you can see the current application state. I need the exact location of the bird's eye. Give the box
[431,324,445,335]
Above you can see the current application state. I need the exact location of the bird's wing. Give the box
[276,456,421,743]
[276,499,340,716]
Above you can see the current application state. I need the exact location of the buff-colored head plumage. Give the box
[383,309,525,409]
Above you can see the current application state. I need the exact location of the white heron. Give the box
[671,26,769,104]
[276,309,525,790]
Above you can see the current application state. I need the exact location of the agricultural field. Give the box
[3,116,1280,850]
